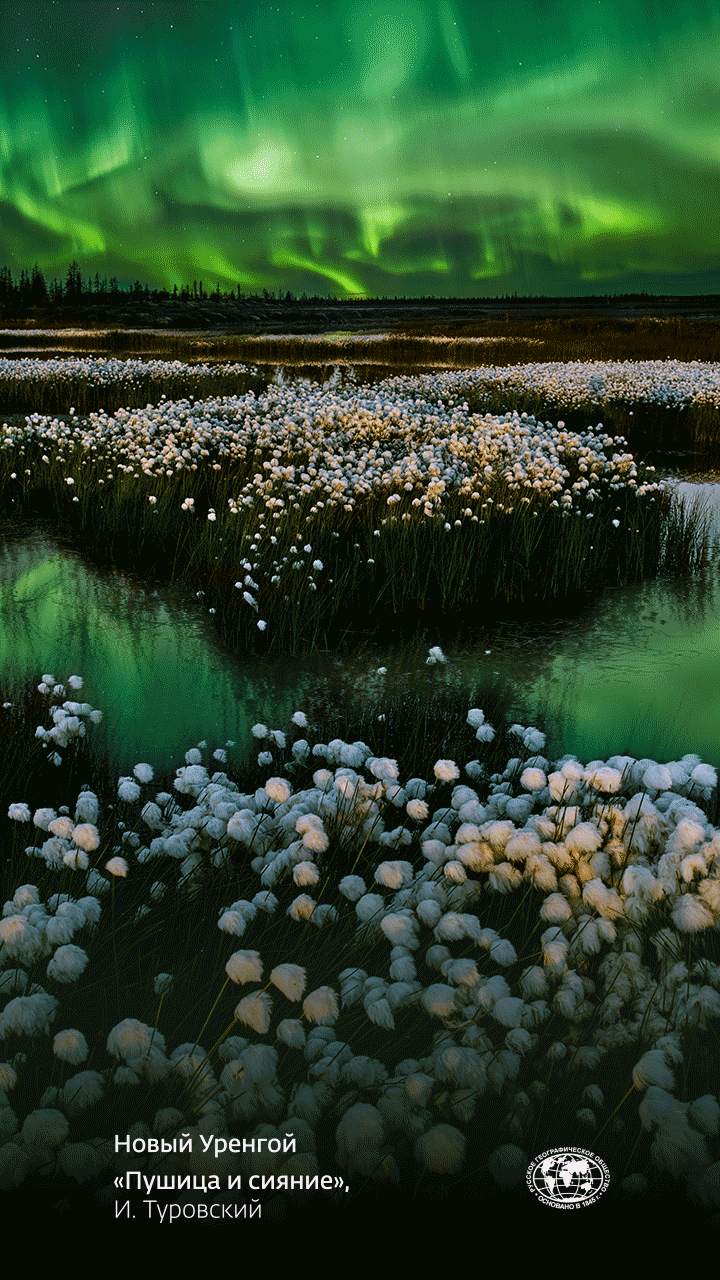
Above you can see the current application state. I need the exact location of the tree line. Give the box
[0,260,664,311]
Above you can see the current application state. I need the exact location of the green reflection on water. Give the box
[0,529,311,772]
[2,508,720,776]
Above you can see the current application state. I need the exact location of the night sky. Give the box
[3,0,720,297]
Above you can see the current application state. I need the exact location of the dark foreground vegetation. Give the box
[3,672,720,1229]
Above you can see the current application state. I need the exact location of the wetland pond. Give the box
[1,470,718,775]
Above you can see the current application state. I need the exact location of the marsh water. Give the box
[1,471,719,776]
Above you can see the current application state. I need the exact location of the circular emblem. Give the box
[526,1147,610,1209]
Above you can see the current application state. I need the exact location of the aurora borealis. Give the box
[3,0,720,298]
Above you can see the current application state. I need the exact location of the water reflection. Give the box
[497,571,720,763]
[1,505,719,773]
[315,562,719,767]
[0,527,317,772]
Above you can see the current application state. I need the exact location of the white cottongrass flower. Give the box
[421,984,457,1018]
[426,646,446,664]
[339,875,366,901]
[234,992,272,1034]
[490,939,518,966]
[105,857,128,878]
[492,997,526,1027]
[587,766,622,793]
[61,1069,104,1115]
[672,894,714,932]
[74,791,99,823]
[565,823,602,854]
[582,878,624,918]
[633,1050,675,1091]
[301,826,329,854]
[67,846,91,872]
[288,894,316,922]
[118,778,141,803]
[0,992,58,1037]
[302,987,339,1025]
[133,763,154,783]
[33,807,57,830]
[218,910,247,936]
[276,1019,306,1049]
[375,861,413,890]
[12,885,39,909]
[540,893,573,923]
[520,767,546,791]
[265,777,291,804]
[21,1109,69,1152]
[7,803,30,822]
[692,763,718,789]
[369,757,399,781]
[47,945,88,983]
[643,764,673,792]
[270,965,307,1001]
[293,861,320,887]
[226,813,254,843]
[355,893,384,922]
[380,913,418,947]
[444,861,467,884]
[523,727,546,751]
[72,823,100,852]
[226,951,263,984]
[475,723,496,742]
[434,759,460,783]
[291,711,308,728]
[107,1018,158,1061]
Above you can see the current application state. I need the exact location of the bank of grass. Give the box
[1,436,704,654]
[0,362,268,416]
[7,314,720,364]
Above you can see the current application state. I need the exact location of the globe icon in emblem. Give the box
[527,1148,609,1208]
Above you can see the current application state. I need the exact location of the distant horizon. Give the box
[4,258,720,309]
[3,2,720,299]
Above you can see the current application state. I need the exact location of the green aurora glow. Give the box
[3,0,720,297]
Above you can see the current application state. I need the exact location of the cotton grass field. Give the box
[0,359,705,651]
[1,349,719,1226]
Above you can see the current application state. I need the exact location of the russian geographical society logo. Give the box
[526,1147,610,1209]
